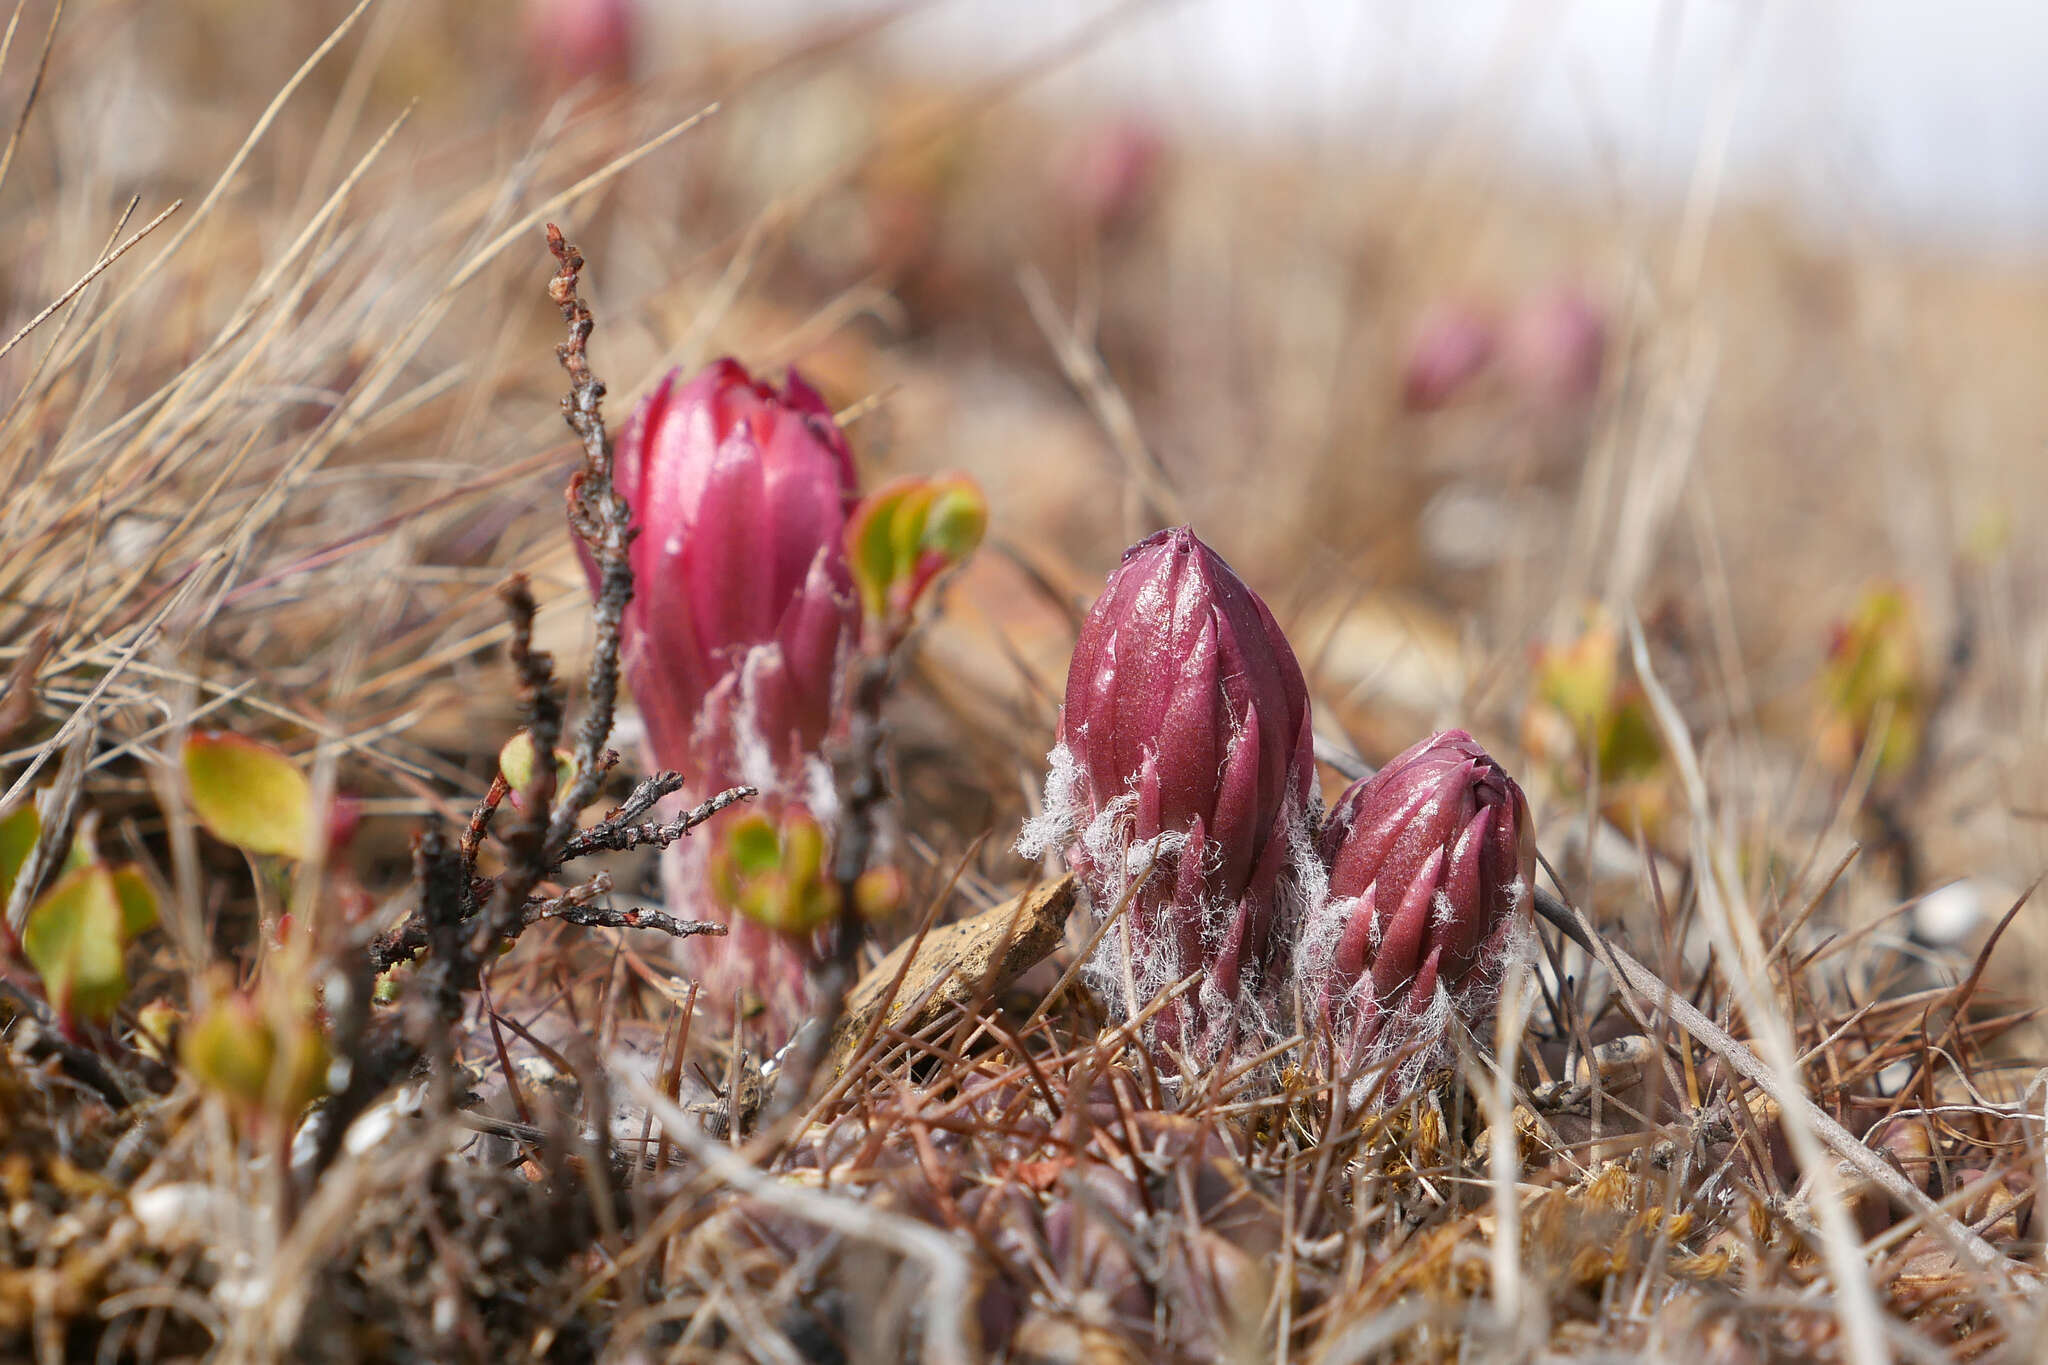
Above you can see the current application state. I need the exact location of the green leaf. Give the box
[924,482,988,558]
[847,488,907,623]
[843,474,988,635]
[710,810,839,936]
[182,991,331,1119]
[725,815,782,878]
[181,995,275,1104]
[22,864,132,1025]
[498,731,578,798]
[183,731,314,859]
[110,865,160,939]
[0,802,38,905]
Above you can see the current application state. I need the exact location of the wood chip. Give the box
[827,875,1075,1074]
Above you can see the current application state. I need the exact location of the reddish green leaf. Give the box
[22,864,131,1025]
[844,474,988,637]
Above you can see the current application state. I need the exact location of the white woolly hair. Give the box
[1018,733,1322,1087]
[730,644,787,796]
[1311,873,1539,1109]
[802,753,840,828]
[1014,740,1084,861]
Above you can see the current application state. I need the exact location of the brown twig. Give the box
[546,222,634,854]
[522,875,727,942]
[471,576,563,958]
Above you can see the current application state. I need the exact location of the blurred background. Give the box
[685,0,2048,253]
[11,0,2047,1035]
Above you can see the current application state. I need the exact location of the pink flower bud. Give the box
[604,358,859,786]
[1058,116,1166,233]
[592,358,861,1038]
[1503,286,1606,409]
[1302,730,1535,1092]
[524,0,635,91]
[1024,527,1314,1071]
[1401,304,1498,411]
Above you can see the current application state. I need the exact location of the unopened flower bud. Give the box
[603,358,859,783]
[524,0,635,91]
[593,358,861,1037]
[1503,285,1606,409]
[1021,527,1314,1072]
[1059,116,1166,233]
[1401,303,1498,411]
[1301,730,1535,1095]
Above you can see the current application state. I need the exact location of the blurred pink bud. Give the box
[1026,527,1314,1070]
[1401,304,1498,411]
[323,795,362,856]
[600,358,859,784]
[1303,730,1535,1090]
[1060,117,1166,232]
[1503,286,1606,409]
[524,0,635,90]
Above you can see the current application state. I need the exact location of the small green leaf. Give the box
[847,490,906,623]
[183,731,314,859]
[498,731,578,800]
[181,990,332,1121]
[110,865,160,939]
[924,482,988,558]
[710,809,839,936]
[853,865,907,923]
[0,802,38,905]
[726,816,782,878]
[22,864,132,1025]
[843,474,988,636]
[134,997,180,1063]
[182,995,275,1104]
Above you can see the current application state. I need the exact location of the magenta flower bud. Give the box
[1022,527,1315,1071]
[524,0,636,90]
[605,358,858,786]
[593,358,860,1036]
[1504,285,1606,410]
[1302,730,1535,1092]
[1058,116,1166,233]
[1401,304,1498,411]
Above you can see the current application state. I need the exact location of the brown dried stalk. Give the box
[546,222,634,853]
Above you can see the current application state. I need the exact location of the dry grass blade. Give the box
[0,197,179,366]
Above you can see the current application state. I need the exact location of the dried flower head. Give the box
[1020,526,1314,1073]
[1300,729,1535,1097]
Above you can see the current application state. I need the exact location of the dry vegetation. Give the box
[3,1,2048,1361]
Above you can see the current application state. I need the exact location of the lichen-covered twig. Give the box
[546,222,635,852]
[521,871,727,941]
[560,782,755,859]
[472,576,565,956]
